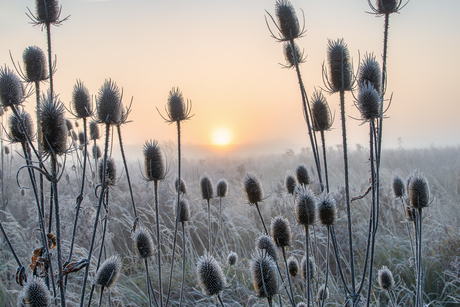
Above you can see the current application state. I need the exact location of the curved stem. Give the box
[117,125,137,218]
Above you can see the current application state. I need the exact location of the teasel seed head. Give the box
[317,193,337,226]
[275,0,300,41]
[143,140,165,181]
[250,250,279,299]
[177,197,191,223]
[243,172,264,204]
[89,121,100,140]
[96,79,122,125]
[407,171,429,209]
[216,178,228,198]
[175,177,187,194]
[317,284,329,301]
[358,53,381,95]
[4,146,10,155]
[200,174,214,200]
[71,130,78,142]
[256,234,279,262]
[296,163,310,186]
[357,82,381,121]
[326,38,352,92]
[166,87,188,122]
[378,266,395,290]
[65,118,73,132]
[99,157,117,186]
[92,144,101,160]
[283,41,306,68]
[301,256,316,280]
[376,0,400,14]
[0,66,24,109]
[311,90,332,131]
[19,276,50,307]
[35,0,60,24]
[287,256,299,278]
[295,185,316,226]
[95,255,122,288]
[392,173,405,198]
[285,172,296,195]
[196,252,226,296]
[78,131,85,147]
[227,251,238,266]
[271,216,291,248]
[9,109,34,144]
[132,226,154,259]
[22,46,48,82]
[37,93,67,156]
[72,80,92,119]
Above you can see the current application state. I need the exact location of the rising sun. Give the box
[211,128,232,146]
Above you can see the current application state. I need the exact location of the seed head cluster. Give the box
[392,173,405,198]
[301,256,316,280]
[89,121,100,140]
[177,198,191,223]
[296,163,310,186]
[317,193,337,227]
[317,284,329,301]
[275,0,300,41]
[283,42,305,68]
[378,266,395,291]
[99,158,117,186]
[285,172,297,195]
[357,82,381,121]
[287,256,299,278]
[311,90,332,132]
[255,234,279,262]
[95,255,122,288]
[358,53,382,95]
[166,87,187,122]
[96,79,122,125]
[35,0,60,24]
[175,177,187,194]
[196,252,226,296]
[227,251,238,266]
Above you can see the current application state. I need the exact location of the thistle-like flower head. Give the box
[0,66,24,109]
[216,178,228,198]
[378,266,395,290]
[227,251,238,266]
[132,226,154,259]
[89,121,100,140]
[271,216,291,248]
[250,250,279,299]
[358,53,382,95]
[196,252,226,296]
[283,41,306,68]
[296,163,310,186]
[324,38,353,93]
[311,90,332,132]
[175,177,187,194]
[407,170,429,209]
[99,157,117,186]
[178,197,191,223]
[301,256,316,280]
[96,79,122,125]
[95,255,122,288]
[243,172,264,205]
[143,140,165,181]
[38,93,67,156]
[23,46,48,82]
[256,234,279,262]
[8,109,34,144]
[18,276,50,307]
[357,81,381,121]
[317,193,337,227]
[285,172,296,195]
[287,256,299,278]
[392,173,405,198]
[368,0,406,15]
[159,87,193,123]
[200,173,214,200]
[72,80,92,119]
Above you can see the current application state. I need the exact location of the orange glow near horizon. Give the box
[211,128,232,146]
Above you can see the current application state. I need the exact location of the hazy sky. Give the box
[1,0,459,159]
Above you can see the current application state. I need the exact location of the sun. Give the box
[211,128,232,146]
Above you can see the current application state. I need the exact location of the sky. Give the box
[1,0,459,160]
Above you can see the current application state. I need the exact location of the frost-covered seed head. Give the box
[243,172,264,204]
[35,0,60,24]
[296,163,310,186]
[23,46,47,82]
[89,121,100,140]
[407,171,429,209]
[327,39,352,92]
[392,173,405,198]
[216,178,228,197]
[19,276,50,307]
[358,53,381,95]
[96,79,122,125]
[317,284,329,301]
[301,256,316,280]
[255,234,279,262]
[99,158,117,186]
[143,140,165,181]
[377,0,399,14]
[9,109,34,144]
[38,93,67,155]
[271,216,291,248]
[227,251,238,266]
[72,80,91,118]
[378,266,395,290]
[317,193,337,226]
[175,177,187,194]
[311,90,332,132]
[95,255,122,288]
[92,144,101,160]
[287,256,299,278]
[285,172,296,195]
[295,186,316,226]
[132,226,154,259]
[167,87,186,122]
[178,198,191,223]
[65,118,73,132]
[200,174,214,200]
[196,252,226,296]
[78,132,85,147]
[357,82,381,120]
[0,66,24,108]
[275,0,300,41]
[284,42,305,68]
[250,250,279,299]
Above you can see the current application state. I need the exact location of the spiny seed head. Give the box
[38,93,67,155]
[35,0,60,24]
[19,276,50,307]
[0,66,24,108]
[407,171,429,209]
[392,173,405,198]
[271,216,291,248]
[196,252,226,296]
[78,131,85,146]
[143,140,165,181]
[65,118,73,131]
[287,256,299,278]
[227,251,238,266]
[357,82,381,120]
[167,87,187,122]
[311,90,332,131]
[296,163,310,186]
[317,284,329,301]
[378,266,395,290]
[283,42,305,68]
[301,256,316,280]
[96,79,122,125]
[250,250,279,299]
[89,121,100,140]
[72,80,92,118]
[175,177,187,194]
[99,158,117,186]
[200,174,214,200]
[178,198,191,223]
[216,178,228,197]
[256,234,279,261]
[295,185,316,226]
[9,109,34,144]
[376,0,399,14]
[95,255,122,288]
[22,46,47,82]
[285,172,296,195]
[275,0,300,41]
[317,193,337,226]
[4,146,10,155]
[132,226,154,259]
[71,130,78,141]
[243,172,264,204]
[92,144,101,159]
[327,38,352,92]
[359,53,381,95]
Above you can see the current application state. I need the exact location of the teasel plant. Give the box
[200,173,214,252]
[215,178,228,243]
[265,0,324,191]
[377,266,396,306]
[89,120,101,176]
[142,139,167,306]
[243,172,268,234]
[250,249,279,307]
[177,197,191,307]
[196,252,226,307]
[80,78,123,307]
[94,255,122,307]
[157,86,193,307]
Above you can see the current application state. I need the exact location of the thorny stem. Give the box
[0,220,21,267]
[282,247,296,307]
[97,286,105,307]
[154,180,163,307]
[304,225,311,307]
[117,125,137,218]
[145,258,159,307]
[34,80,45,217]
[179,222,186,307]
[320,131,330,193]
[216,293,225,307]
[330,226,351,295]
[207,198,211,253]
[255,202,269,235]
[321,227,331,307]
[416,208,423,307]
[46,23,54,98]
